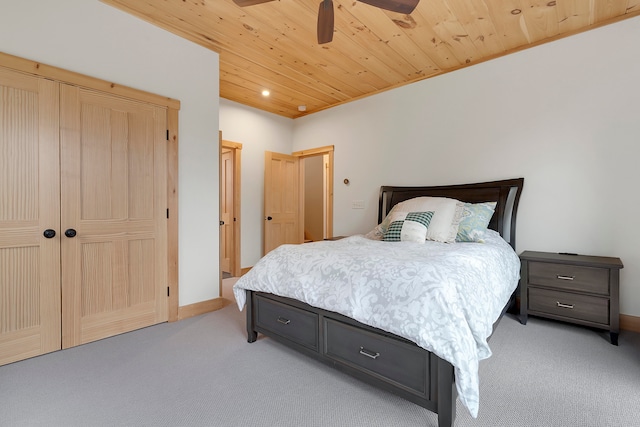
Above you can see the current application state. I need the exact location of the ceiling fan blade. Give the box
[317,0,334,44]
[357,0,419,14]
[233,0,275,6]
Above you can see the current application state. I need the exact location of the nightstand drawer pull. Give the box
[276,316,291,325]
[556,302,574,309]
[359,347,380,360]
[556,275,575,281]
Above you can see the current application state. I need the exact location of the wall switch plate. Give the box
[352,200,365,209]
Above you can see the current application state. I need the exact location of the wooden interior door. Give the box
[220,139,242,280]
[264,151,300,255]
[220,148,233,274]
[60,84,168,348]
[0,68,62,365]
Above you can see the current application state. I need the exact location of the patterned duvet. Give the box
[233,230,520,417]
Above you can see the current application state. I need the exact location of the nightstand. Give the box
[519,251,624,345]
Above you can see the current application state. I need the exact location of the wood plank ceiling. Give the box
[103,0,640,118]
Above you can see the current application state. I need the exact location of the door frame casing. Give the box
[167,109,179,322]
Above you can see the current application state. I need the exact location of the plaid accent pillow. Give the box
[383,211,434,243]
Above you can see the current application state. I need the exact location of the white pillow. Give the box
[372,197,464,243]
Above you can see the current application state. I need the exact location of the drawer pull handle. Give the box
[556,275,575,281]
[359,347,380,360]
[556,302,574,309]
[276,317,291,325]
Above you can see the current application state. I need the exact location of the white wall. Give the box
[219,98,294,268]
[292,17,640,317]
[0,0,220,306]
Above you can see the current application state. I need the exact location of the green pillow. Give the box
[456,202,496,242]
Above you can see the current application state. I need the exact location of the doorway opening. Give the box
[294,145,334,242]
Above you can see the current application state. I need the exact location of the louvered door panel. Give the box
[0,68,61,365]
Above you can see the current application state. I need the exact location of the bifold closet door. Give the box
[0,69,61,365]
[60,84,168,348]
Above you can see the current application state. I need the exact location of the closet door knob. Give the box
[43,229,56,239]
[266,216,273,221]
[64,228,77,238]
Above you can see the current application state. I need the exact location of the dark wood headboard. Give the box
[378,178,524,249]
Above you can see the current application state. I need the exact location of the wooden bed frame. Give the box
[245,178,524,427]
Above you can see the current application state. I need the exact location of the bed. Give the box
[233,178,524,427]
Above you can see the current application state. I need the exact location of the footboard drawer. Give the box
[324,318,429,397]
[255,295,319,350]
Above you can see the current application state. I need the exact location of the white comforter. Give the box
[233,230,520,417]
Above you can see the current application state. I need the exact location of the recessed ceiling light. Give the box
[298,105,307,112]
[262,90,270,97]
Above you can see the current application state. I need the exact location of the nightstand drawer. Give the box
[528,261,609,295]
[529,288,609,325]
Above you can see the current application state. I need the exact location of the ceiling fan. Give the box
[232,0,419,44]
